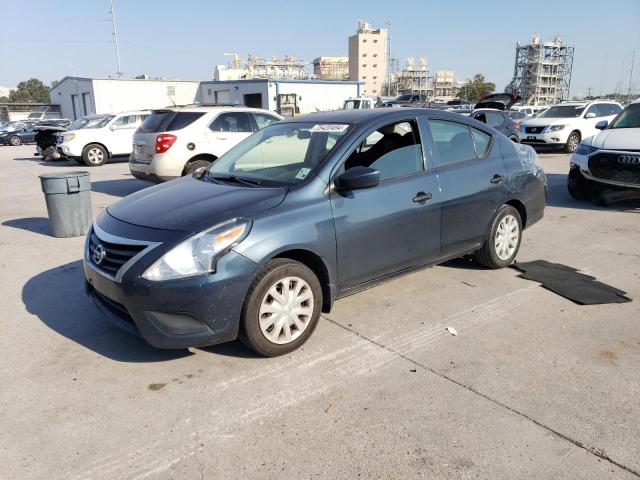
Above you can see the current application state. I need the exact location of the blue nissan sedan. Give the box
[84,108,546,356]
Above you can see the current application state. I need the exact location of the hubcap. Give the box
[494,214,519,261]
[259,276,314,345]
[10,137,19,145]
[87,148,104,163]
[568,135,578,150]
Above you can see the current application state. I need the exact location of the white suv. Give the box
[58,111,150,166]
[129,106,282,182]
[519,100,622,153]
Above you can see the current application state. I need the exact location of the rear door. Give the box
[108,114,141,155]
[426,117,508,255]
[331,118,441,290]
[206,111,255,156]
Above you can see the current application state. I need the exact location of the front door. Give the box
[426,118,508,255]
[109,114,141,155]
[206,111,255,157]
[330,119,441,290]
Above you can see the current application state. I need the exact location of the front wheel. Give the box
[82,144,108,167]
[8,136,22,146]
[474,205,522,269]
[564,131,580,153]
[239,259,322,357]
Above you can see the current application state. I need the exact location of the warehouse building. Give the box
[199,79,363,116]
[50,77,200,120]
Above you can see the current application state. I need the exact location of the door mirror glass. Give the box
[585,112,596,119]
[595,120,608,130]
[335,166,379,191]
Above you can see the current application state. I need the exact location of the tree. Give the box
[458,74,496,103]
[0,78,51,103]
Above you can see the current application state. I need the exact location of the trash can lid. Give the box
[40,171,91,194]
[39,171,90,180]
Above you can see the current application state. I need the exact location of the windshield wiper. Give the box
[209,173,262,187]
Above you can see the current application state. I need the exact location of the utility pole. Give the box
[109,0,123,78]
[628,50,636,103]
[586,86,593,98]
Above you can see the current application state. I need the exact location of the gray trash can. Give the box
[39,171,92,238]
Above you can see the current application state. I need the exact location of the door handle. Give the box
[413,192,432,203]
[490,174,505,184]
[216,137,227,140]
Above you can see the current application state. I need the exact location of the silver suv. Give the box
[129,105,282,182]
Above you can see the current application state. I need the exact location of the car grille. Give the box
[94,291,136,326]
[525,126,546,134]
[588,153,640,186]
[88,229,147,276]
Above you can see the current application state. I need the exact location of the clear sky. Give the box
[1,0,638,98]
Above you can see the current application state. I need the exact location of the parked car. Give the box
[471,109,520,142]
[519,100,623,153]
[129,106,282,182]
[84,108,546,356]
[0,121,37,145]
[507,110,527,131]
[383,94,427,107]
[343,97,377,110]
[511,105,546,117]
[568,100,640,200]
[57,111,150,166]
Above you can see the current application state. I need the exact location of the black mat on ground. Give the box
[511,260,631,305]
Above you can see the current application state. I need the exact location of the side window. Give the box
[486,112,503,128]
[428,119,478,167]
[343,120,424,182]
[585,105,599,117]
[210,112,253,133]
[111,115,137,129]
[470,128,492,158]
[253,113,280,129]
[609,104,622,115]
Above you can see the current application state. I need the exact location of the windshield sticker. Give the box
[295,168,311,180]
[309,124,349,133]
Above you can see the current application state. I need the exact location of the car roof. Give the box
[278,107,466,126]
[155,105,271,113]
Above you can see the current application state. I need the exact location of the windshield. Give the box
[343,100,360,110]
[1,122,25,132]
[68,117,91,130]
[538,105,586,118]
[209,122,352,186]
[83,115,114,129]
[609,103,640,129]
[396,94,413,101]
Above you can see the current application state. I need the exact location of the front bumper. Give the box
[520,129,569,147]
[570,150,640,190]
[83,217,259,349]
[59,141,83,157]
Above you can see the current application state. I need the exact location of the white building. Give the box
[50,77,200,120]
[199,79,364,116]
[348,20,388,97]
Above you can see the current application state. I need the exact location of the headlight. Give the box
[574,143,598,156]
[65,133,76,141]
[142,218,251,281]
[547,125,565,132]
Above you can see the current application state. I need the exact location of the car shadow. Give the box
[91,177,153,197]
[198,342,261,359]
[22,260,192,362]
[442,255,485,271]
[2,217,51,236]
[545,173,640,212]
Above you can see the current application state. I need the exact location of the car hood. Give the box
[107,175,288,232]
[522,117,568,127]
[585,128,640,150]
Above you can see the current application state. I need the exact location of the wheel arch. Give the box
[271,249,333,313]
[182,153,218,176]
[505,198,528,229]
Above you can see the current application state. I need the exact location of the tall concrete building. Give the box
[313,57,349,80]
[348,20,388,96]
[433,70,459,101]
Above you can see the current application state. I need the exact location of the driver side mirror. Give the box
[585,112,596,119]
[595,120,608,130]
[335,166,380,191]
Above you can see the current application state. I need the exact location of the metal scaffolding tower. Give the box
[509,35,574,106]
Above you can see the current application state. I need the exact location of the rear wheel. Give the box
[8,136,22,146]
[239,259,322,357]
[475,205,522,269]
[184,159,211,176]
[564,131,580,153]
[82,144,108,167]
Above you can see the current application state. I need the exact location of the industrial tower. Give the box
[509,35,574,106]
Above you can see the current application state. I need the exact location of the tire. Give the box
[567,167,605,202]
[82,144,108,167]
[184,159,212,176]
[474,205,522,269]
[564,131,580,153]
[239,258,323,357]
[8,136,22,146]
